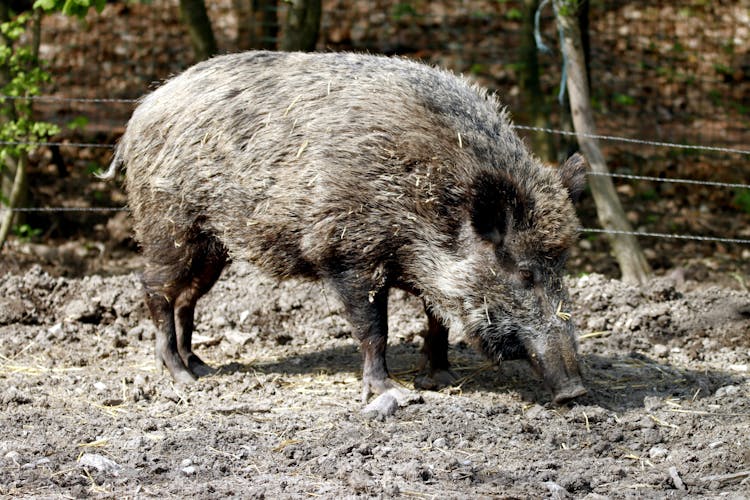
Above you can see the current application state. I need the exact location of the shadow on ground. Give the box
[211,341,745,411]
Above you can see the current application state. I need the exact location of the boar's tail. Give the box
[97,147,123,181]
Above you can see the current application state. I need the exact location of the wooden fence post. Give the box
[554,0,651,285]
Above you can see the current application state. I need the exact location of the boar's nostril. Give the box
[552,384,587,405]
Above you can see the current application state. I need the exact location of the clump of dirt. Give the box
[1,263,748,497]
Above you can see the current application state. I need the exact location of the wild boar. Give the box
[102,51,588,417]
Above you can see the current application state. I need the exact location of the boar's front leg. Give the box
[414,307,458,390]
[328,273,421,418]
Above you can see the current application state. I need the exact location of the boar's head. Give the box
[463,153,588,404]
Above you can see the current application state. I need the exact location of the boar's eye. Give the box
[518,267,534,286]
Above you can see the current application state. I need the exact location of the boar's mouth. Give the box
[473,322,528,362]
[474,321,587,405]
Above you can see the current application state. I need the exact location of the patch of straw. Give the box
[77,439,109,448]
[0,363,84,376]
[284,95,302,116]
[578,330,609,340]
[273,439,302,452]
[647,414,679,429]
[296,139,308,158]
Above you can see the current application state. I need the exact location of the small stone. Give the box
[79,453,121,476]
[210,316,228,328]
[653,344,669,358]
[649,446,668,460]
[641,428,662,444]
[160,386,182,403]
[21,457,50,469]
[180,458,192,467]
[669,466,686,491]
[124,436,144,450]
[643,396,662,411]
[239,310,251,324]
[715,385,740,398]
[181,465,196,475]
[64,299,99,322]
[93,382,107,392]
[432,437,447,448]
[192,334,220,347]
[225,330,252,345]
[525,404,548,420]
[545,481,570,499]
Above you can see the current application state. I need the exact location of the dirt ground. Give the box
[0,252,748,499]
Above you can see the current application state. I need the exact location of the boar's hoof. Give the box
[157,354,197,384]
[414,369,458,391]
[185,354,216,378]
[361,387,423,421]
[171,367,198,385]
[552,384,587,405]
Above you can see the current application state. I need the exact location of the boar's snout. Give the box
[551,378,587,405]
[525,324,587,405]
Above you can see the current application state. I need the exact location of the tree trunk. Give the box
[280,0,321,52]
[0,153,27,249]
[556,1,589,164]
[554,0,651,285]
[0,6,39,249]
[520,0,554,162]
[235,0,278,50]
[179,0,217,61]
[0,0,13,211]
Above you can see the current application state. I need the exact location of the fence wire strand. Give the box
[512,125,750,155]
[1,207,127,212]
[587,172,750,190]
[0,95,137,104]
[581,228,750,245]
[0,140,113,149]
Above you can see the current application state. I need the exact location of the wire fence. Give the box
[1,0,748,251]
[1,113,748,245]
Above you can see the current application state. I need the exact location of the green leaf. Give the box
[68,115,89,131]
[505,8,523,21]
[33,0,60,11]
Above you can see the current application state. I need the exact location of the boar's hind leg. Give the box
[142,235,227,383]
[173,238,228,377]
[414,307,458,390]
[143,275,195,384]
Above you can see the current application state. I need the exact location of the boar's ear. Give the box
[558,153,588,202]
[471,173,525,244]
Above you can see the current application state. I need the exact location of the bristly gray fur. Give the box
[116,51,587,403]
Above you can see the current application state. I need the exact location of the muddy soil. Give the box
[0,260,749,499]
